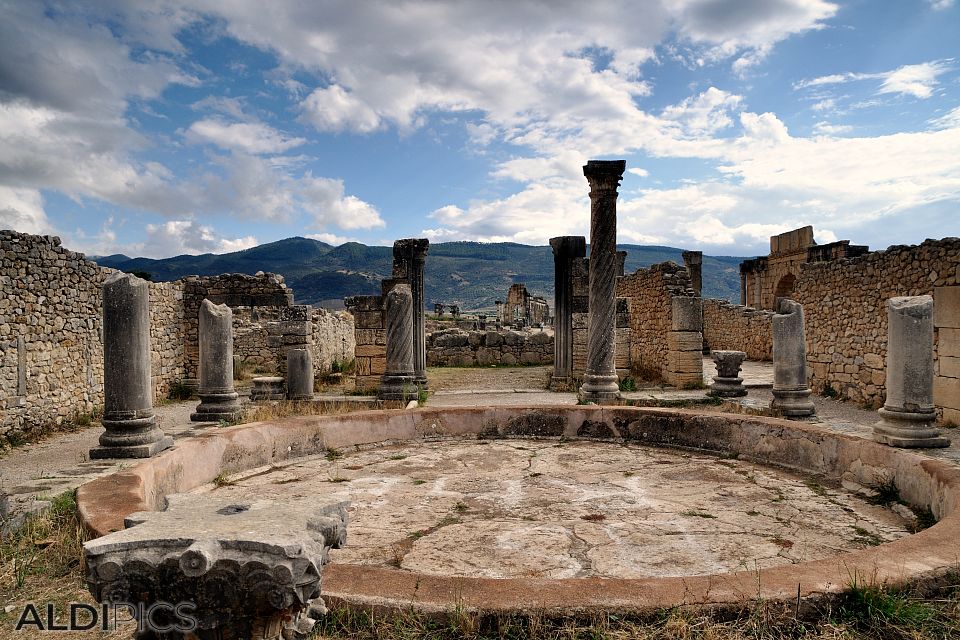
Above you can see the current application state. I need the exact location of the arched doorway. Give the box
[775,272,797,301]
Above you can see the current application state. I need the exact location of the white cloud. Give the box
[142,220,258,258]
[661,87,742,136]
[306,232,356,246]
[0,187,52,234]
[928,0,954,9]
[930,106,960,129]
[812,121,852,135]
[877,60,952,99]
[627,168,650,177]
[300,85,382,133]
[185,118,307,154]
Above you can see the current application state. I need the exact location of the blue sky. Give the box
[1,0,958,259]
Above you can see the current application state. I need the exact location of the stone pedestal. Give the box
[287,348,315,401]
[579,160,626,404]
[873,296,949,448]
[251,376,285,401]
[90,273,172,459]
[550,236,587,390]
[192,300,242,423]
[379,283,417,401]
[84,494,347,640]
[393,239,429,389]
[710,350,747,397]
[682,250,703,297]
[770,299,815,417]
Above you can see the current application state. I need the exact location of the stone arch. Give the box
[774,272,797,300]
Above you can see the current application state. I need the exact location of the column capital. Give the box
[393,237,429,260]
[582,160,626,191]
[549,236,587,259]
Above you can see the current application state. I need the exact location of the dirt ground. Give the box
[426,365,553,391]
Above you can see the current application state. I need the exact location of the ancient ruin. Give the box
[378,283,416,401]
[550,236,586,389]
[873,296,949,447]
[191,300,242,423]
[90,273,172,459]
[709,350,747,397]
[500,283,549,328]
[771,299,816,417]
[579,160,626,404]
[286,348,315,401]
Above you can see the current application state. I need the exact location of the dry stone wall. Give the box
[0,231,185,445]
[702,299,773,361]
[935,286,960,425]
[616,261,701,386]
[795,238,960,414]
[427,329,553,367]
[346,295,385,392]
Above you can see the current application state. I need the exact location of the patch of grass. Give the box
[746,510,761,516]
[412,479,427,485]
[834,573,948,636]
[326,448,343,461]
[805,479,830,497]
[820,383,839,399]
[618,376,637,392]
[851,526,885,547]
[389,454,407,460]
[418,384,429,407]
[868,473,902,506]
[623,471,634,477]
[910,507,937,532]
[680,509,716,519]
[454,502,469,513]
[528,472,543,478]
[167,379,193,401]
[212,471,232,488]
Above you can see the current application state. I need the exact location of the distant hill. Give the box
[94,237,748,310]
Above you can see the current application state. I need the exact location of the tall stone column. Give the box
[393,239,429,389]
[682,250,703,297]
[579,159,626,404]
[191,300,242,422]
[770,299,815,417]
[873,296,949,447]
[379,283,416,401]
[550,236,586,390]
[90,273,172,459]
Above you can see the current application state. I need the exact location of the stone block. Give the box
[501,352,517,365]
[935,375,960,410]
[354,311,383,329]
[942,407,960,425]
[370,356,387,376]
[485,331,503,347]
[668,352,703,373]
[934,286,960,328]
[355,357,372,376]
[941,328,960,358]
[355,344,386,358]
[672,296,702,331]
[572,313,589,330]
[520,351,540,364]
[278,305,311,321]
[940,356,960,379]
[863,353,884,369]
[356,329,387,346]
[667,331,702,352]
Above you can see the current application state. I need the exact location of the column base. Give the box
[191,392,243,422]
[378,374,418,401]
[549,376,573,392]
[414,374,428,391]
[770,387,815,417]
[709,376,746,397]
[873,407,949,448]
[90,435,173,459]
[578,373,621,405]
[287,392,315,401]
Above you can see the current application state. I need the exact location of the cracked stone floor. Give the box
[202,439,912,579]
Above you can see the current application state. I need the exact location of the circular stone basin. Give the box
[77,406,960,617]
[205,439,911,580]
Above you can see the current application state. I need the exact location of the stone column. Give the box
[754,273,762,309]
[770,299,815,417]
[709,350,747,397]
[682,250,703,297]
[191,300,242,423]
[393,239,429,389]
[379,283,416,401]
[579,160,626,404]
[740,272,747,305]
[287,348,315,401]
[873,296,949,447]
[90,273,172,459]
[550,236,586,390]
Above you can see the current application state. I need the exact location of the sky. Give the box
[0,0,958,259]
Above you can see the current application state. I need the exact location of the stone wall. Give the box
[310,308,355,372]
[427,329,553,367]
[702,299,773,361]
[616,261,701,386]
[935,286,960,425]
[345,295,385,392]
[795,238,960,412]
[0,231,185,445]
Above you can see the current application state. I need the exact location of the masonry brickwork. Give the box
[615,261,700,386]
[795,237,960,418]
[427,329,553,367]
[702,299,774,361]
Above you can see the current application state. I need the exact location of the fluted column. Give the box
[873,296,949,447]
[579,160,625,404]
[379,283,416,401]
[393,239,429,389]
[191,300,242,422]
[770,299,815,417]
[550,236,586,390]
[90,273,172,459]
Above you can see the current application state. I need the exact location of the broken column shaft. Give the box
[770,299,815,417]
[191,299,242,423]
[873,295,949,448]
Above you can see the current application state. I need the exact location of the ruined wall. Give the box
[935,286,960,425]
[0,231,184,445]
[427,329,553,367]
[346,295,385,392]
[702,299,773,361]
[795,238,960,412]
[616,261,700,385]
[310,308,355,372]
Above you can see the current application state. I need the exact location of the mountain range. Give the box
[93,237,748,310]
